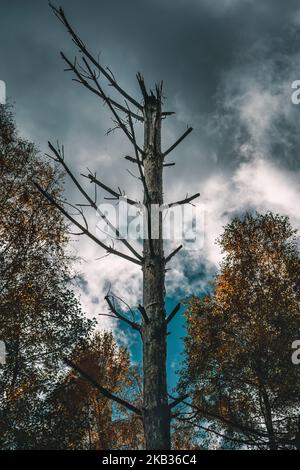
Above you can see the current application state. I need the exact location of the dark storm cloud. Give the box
[1,0,298,152]
[2,0,300,305]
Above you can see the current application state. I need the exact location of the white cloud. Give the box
[71,235,142,338]
[71,24,300,320]
[198,160,300,269]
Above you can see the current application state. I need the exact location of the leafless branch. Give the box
[166,303,181,324]
[126,102,149,201]
[84,58,144,154]
[167,192,200,209]
[169,394,189,409]
[162,111,175,117]
[60,53,144,154]
[176,416,265,447]
[124,155,144,165]
[49,3,143,113]
[105,295,141,332]
[60,52,142,122]
[63,357,142,415]
[46,142,143,262]
[34,182,142,266]
[180,397,271,442]
[163,162,175,168]
[163,127,193,158]
[106,290,137,323]
[165,245,183,263]
[136,73,148,102]
[82,172,139,207]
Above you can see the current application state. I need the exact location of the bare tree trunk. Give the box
[142,94,171,449]
[40,5,197,451]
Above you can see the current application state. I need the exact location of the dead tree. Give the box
[36,4,198,450]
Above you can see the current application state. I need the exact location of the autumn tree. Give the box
[41,331,143,450]
[179,212,300,450]
[35,4,198,449]
[0,104,93,449]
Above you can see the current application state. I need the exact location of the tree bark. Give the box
[141,93,171,449]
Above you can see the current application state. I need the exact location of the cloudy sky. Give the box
[1,0,300,386]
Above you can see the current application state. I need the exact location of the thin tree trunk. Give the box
[141,94,171,449]
[261,386,277,450]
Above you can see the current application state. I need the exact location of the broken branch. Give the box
[167,192,200,209]
[165,245,183,263]
[138,304,150,324]
[166,303,181,324]
[163,127,193,158]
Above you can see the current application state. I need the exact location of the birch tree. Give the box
[0,104,92,449]
[179,212,300,450]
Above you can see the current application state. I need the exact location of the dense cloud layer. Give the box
[1,0,300,329]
